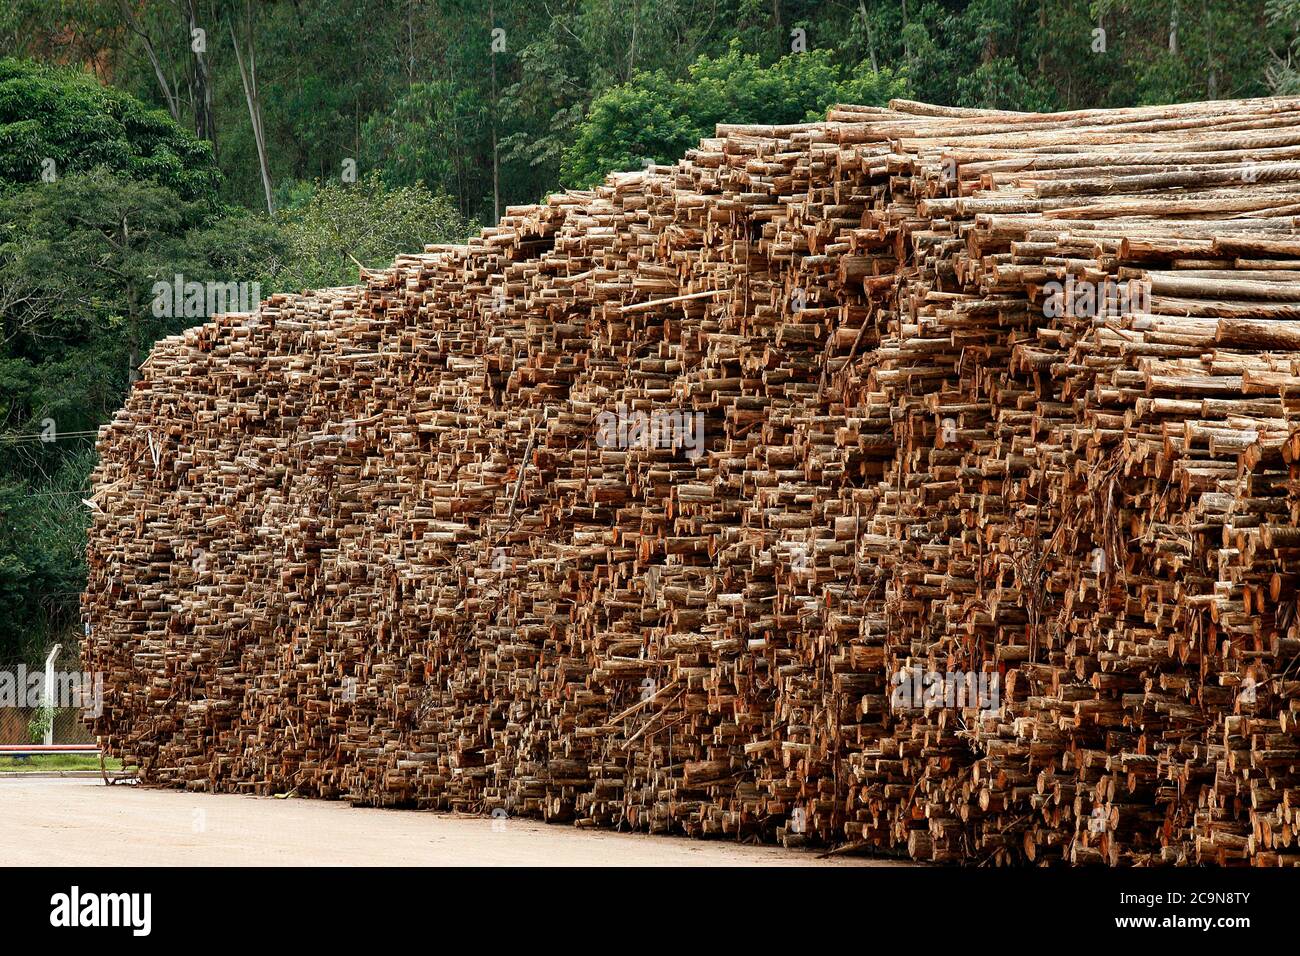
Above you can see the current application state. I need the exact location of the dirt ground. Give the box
[0,777,900,866]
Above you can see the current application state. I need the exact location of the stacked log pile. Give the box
[84,96,1300,865]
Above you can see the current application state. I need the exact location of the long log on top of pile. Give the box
[84,95,1300,866]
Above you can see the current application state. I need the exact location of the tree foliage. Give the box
[562,44,909,187]
[274,172,469,290]
[0,57,219,203]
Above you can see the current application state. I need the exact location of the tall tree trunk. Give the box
[628,0,638,79]
[1203,0,1216,97]
[858,0,879,73]
[229,3,274,214]
[490,0,500,224]
[117,0,179,121]
[121,212,139,385]
[406,0,416,84]
[1169,0,1179,55]
[187,0,216,151]
[1038,0,1047,77]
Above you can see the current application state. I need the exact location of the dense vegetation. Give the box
[0,0,1296,665]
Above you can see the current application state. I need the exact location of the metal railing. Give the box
[0,744,100,757]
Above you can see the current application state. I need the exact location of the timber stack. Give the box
[84,96,1300,865]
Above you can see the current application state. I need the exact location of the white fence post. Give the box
[43,644,61,746]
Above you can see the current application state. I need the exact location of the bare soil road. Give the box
[0,777,900,866]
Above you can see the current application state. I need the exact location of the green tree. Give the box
[561,43,909,188]
[0,56,220,203]
[274,172,470,290]
[360,80,491,222]
[0,447,95,666]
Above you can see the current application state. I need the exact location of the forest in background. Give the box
[2,0,1299,666]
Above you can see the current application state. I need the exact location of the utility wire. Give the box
[0,431,100,444]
